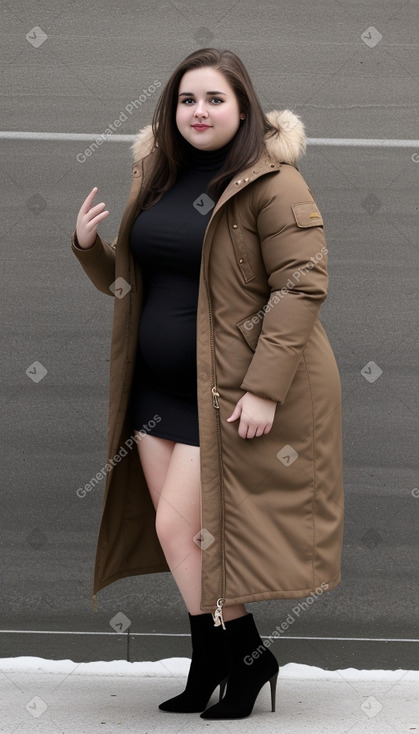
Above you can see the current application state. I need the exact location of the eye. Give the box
[180,96,224,105]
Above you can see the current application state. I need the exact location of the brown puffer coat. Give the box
[72,109,344,618]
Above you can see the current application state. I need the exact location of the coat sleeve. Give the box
[240,165,329,404]
[71,230,117,296]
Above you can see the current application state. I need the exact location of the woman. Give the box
[72,47,344,720]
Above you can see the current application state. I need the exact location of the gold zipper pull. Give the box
[213,597,226,629]
[211,386,220,409]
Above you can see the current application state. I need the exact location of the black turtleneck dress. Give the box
[129,138,233,446]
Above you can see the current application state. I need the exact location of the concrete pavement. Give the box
[1,657,418,733]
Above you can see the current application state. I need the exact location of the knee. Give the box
[155,507,199,556]
[155,508,181,551]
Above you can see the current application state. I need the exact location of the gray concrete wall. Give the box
[1,0,418,668]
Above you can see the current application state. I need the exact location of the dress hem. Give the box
[133,426,199,447]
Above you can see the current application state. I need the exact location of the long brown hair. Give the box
[135,48,277,211]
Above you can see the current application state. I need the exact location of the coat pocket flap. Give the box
[236,313,264,352]
[291,202,323,228]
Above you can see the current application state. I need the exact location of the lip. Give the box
[192,124,211,130]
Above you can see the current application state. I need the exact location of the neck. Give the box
[177,133,236,171]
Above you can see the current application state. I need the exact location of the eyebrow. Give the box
[178,91,226,97]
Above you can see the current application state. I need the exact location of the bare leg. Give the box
[137,434,246,619]
[154,441,203,614]
[136,432,175,511]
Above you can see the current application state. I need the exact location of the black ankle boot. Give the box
[158,612,229,713]
[200,612,279,719]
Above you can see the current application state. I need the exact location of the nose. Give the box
[194,100,208,118]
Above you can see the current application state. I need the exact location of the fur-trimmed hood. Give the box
[131,109,306,167]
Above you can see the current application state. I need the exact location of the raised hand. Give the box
[75,187,109,249]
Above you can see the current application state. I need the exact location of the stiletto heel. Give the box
[201,613,279,719]
[219,677,228,701]
[269,671,278,712]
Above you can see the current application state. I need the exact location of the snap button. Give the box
[232,224,238,229]
[235,179,242,185]
[244,177,249,182]
[239,258,244,263]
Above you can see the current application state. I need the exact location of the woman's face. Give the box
[176,67,242,151]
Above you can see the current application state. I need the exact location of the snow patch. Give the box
[1,657,419,681]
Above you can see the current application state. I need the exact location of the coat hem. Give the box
[93,563,169,596]
[199,572,341,611]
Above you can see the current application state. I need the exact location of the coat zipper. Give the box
[202,250,226,630]
[211,385,220,409]
[213,597,226,630]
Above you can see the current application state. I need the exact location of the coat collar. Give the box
[131,109,306,167]
[130,110,306,229]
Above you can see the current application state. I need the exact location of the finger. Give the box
[86,210,109,231]
[246,425,256,439]
[81,186,98,213]
[226,404,241,422]
[238,418,251,439]
[85,201,107,220]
